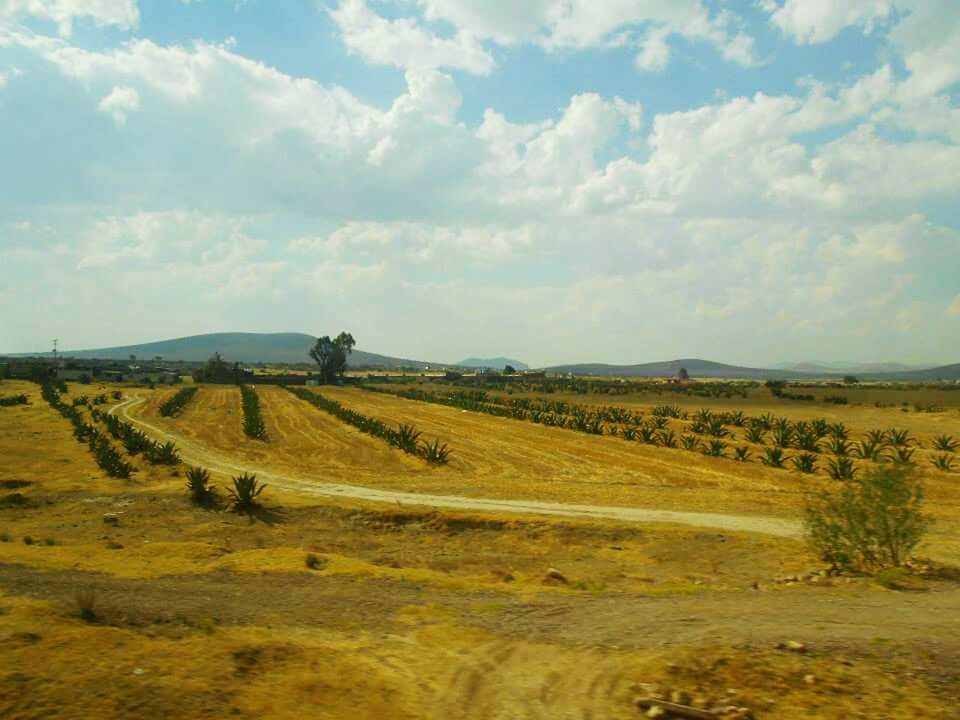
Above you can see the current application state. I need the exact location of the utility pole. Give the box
[52,339,58,360]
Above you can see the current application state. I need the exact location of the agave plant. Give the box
[745,424,766,444]
[420,439,452,465]
[734,446,752,462]
[761,446,788,469]
[145,440,181,465]
[185,466,216,505]
[227,473,266,512]
[772,424,793,448]
[651,415,669,430]
[891,446,916,465]
[932,435,959,452]
[621,426,639,441]
[657,429,678,448]
[826,435,851,457]
[853,438,889,462]
[755,413,775,431]
[791,453,818,474]
[886,428,914,447]
[811,419,830,439]
[794,424,821,453]
[680,434,700,451]
[638,425,658,444]
[702,439,728,458]
[828,423,849,441]
[931,454,956,472]
[825,456,857,481]
[707,417,729,438]
[391,424,423,453]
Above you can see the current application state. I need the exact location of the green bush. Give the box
[227,473,266,513]
[804,465,930,573]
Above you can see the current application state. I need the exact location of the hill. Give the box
[17,333,437,369]
[543,358,800,379]
[774,361,931,375]
[458,357,529,371]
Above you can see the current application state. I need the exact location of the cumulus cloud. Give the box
[97,85,138,126]
[0,0,140,36]
[331,0,494,75]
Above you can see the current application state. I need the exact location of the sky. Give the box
[1,0,958,367]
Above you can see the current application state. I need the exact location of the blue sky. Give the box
[1,0,958,366]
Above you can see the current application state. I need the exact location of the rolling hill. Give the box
[458,357,529,371]
[543,358,801,379]
[17,333,438,369]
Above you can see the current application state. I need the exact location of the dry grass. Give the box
[0,377,958,718]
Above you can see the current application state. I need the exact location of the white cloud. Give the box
[415,0,759,71]
[98,85,139,126]
[768,0,894,44]
[331,0,494,75]
[0,0,140,37]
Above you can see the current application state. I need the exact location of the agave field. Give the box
[363,384,958,480]
[286,386,451,464]
[159,386,198,417]
[240,385,268,440]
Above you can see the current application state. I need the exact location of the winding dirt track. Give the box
[113,395,801,538]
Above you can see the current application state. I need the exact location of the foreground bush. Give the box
[804,465,929,573]
[227,472,266,512]
[185,466,216,505]
[0,394,29,407]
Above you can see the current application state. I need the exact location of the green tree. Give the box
[804,465,930,573]
[503,364,516,374]
[843,375,859,385]
[677,367,689,382]
[310,332,356,383]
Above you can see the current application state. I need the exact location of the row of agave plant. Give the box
[70,392,118,408]
[90,408,181,465]
[159,386,198,418]
[0,393,29,407]
[364,385,958,478]
[39,382,135,478]
[240,385,268,440]
[285,386,451,464]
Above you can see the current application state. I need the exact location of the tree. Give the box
[677,367,689,382]
[310,332,356,383]
[193,352,245,384]
[843,375,859,385]
[503,364,516,375]
[804,465,930,573]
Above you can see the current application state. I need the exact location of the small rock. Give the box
[103,513,120,525]
[646,706,666,719]
[776,640,807,653]
[544,568,568,585]
[132,668,145,676]
[670,690,691,705]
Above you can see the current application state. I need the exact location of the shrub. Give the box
[823,395,848,405]
[0,394,29,407]
[227,473,266,513]
[680,434,700,451]
[702,439,727,458]
[144,440,181,465]
[891,446,916,465]
[745,424,766,444]
[391,424,422,453]
[305,553,324,570]
[734,446,752,462]
[826,436,851,457]
[656,429,677,448]
[159,386,198,417]
[74,589,98,622]
[804,465,930,573]
[186,466,216,505]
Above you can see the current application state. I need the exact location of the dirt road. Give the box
[113,395,801,538]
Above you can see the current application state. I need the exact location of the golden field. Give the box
[1,377,959,719]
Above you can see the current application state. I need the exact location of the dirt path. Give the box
[113,395,801,538]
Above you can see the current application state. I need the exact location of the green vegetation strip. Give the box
[284,386,450,464]
[159,386,198,417]
[240,385,268,440]
[0,393,29,407]
[362,385,956,478]
[39,382,135,478]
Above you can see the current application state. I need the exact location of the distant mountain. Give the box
[544,358,800,379]
[14,332,438,369]
[774,361,932,375]
[868,364,960,381]
[458,357,529,371]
